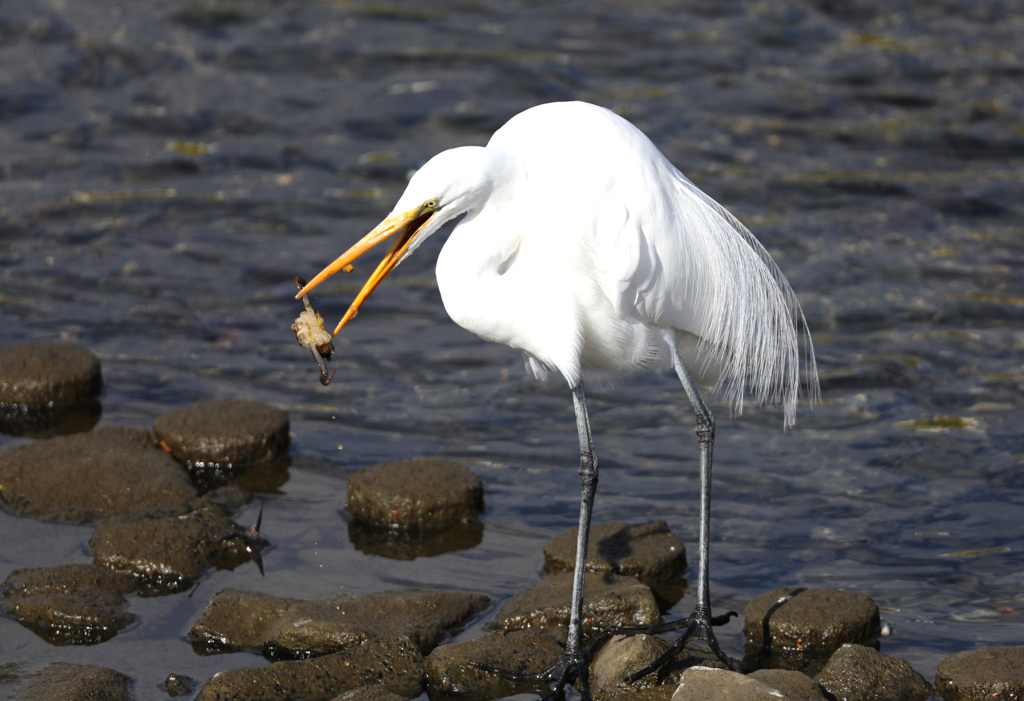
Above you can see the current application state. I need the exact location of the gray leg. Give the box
[623,342,737,673]
[667,345,716,619]
[470,381,598,700]
[564,382,597,693]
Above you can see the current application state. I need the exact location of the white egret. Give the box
[296,101,819,698]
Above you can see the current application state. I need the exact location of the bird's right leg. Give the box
[593,342,738,683]
[472,381,598,700]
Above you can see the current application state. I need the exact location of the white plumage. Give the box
[295,100,819,698]
[378,101,817,422]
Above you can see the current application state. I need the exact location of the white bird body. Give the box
[393,101,816,423]
[295,101,819,697]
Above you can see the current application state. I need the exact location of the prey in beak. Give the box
[295,199,438,336]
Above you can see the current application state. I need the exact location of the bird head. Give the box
[294,146,511,336]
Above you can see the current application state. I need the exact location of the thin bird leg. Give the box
[564,381,598,693]
[633,342,738,674]
[471,382,598,700]
[593,341,740,684]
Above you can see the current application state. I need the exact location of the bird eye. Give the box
[423,199,439,211]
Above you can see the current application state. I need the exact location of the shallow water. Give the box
[1,0,1022,697]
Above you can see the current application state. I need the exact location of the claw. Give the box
[612,608,739,683]
[471,647,592,701]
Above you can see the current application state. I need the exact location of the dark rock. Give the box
[544,521,687,585]
[14,662,130,701]
[0,427,198,521]
[424,628,564,699]
[0,342,102,406]
[493,572,660,633]
[744,587,880,651]
[815,644,932,701]
[1,563,137,645]
[346,458,483,530]
[194,636,424,700]
[189,587,490,657]
[153,398,290,489]
[749,668,830,700]
[934,646,1024,701]
[90,508,257,595]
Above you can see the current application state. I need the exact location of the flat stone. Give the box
[1,563,137,645]
[14,662,131,701]
[189,588,490,657]
[544,521,687,585]
[0,427,198,522]
[744,587,880,651]
[590,633,671,694]
[749,668,830,701]
[934,646,1024,701]
[493,572,660,633]
[153,398,290,471]
[815,644,932,701]
[671,666,791,701]
[424,628,564,699]
[90,508,256,595]
[0,342,102,406]
[346,458,483,530]
[194,636,424,701]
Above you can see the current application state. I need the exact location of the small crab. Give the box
[291,276,336,385]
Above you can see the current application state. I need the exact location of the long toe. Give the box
[471,647,592,701]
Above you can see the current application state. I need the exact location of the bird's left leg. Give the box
[600,342,739,682]
[472,382,598,700]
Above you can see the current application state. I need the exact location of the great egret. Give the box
[296,101,819,698]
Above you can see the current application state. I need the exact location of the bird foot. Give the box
[593,607,740,683]
[470,645,593,701]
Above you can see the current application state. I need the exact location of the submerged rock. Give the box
[743,587,880,651]
[425,628,564,699]
[815,644,932,701]
[162,673,196,697]
[346,458,483,530]
[194,636,424,700]
[153,398,290,490]
[0,427,198,521]
[348,518,484,560]
[90,508,259,595]
[493,571,660,633]
[933,646,1024,701]
[189,587,490,657]
[544,520,687,585]
[14,662,130,701]
[1,564,137,646]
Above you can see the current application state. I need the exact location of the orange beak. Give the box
[295,205,435,336]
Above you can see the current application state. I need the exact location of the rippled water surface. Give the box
[1,0,1023,697]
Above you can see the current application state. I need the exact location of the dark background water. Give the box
[1,0,1022,698]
